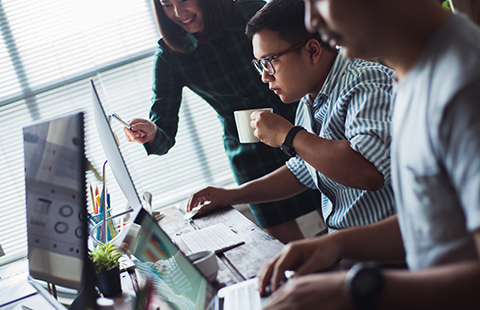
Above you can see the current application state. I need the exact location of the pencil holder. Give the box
[89,211,124,246]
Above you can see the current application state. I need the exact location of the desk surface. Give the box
[157,205,284,287]
[0,204,283,310]
[0,205,284,309]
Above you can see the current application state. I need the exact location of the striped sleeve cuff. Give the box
[286,156,317,189]
[350,133,391,186]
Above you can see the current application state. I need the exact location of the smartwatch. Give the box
[280,126,305,157]
[345,262,384,310]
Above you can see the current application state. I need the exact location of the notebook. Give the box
[178,223,245,254]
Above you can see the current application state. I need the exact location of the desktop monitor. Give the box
[23,112,88,290]
[90,79,144,213]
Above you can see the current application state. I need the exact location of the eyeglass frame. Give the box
[251,40,308,76]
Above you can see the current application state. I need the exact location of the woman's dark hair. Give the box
[153,0,236,53]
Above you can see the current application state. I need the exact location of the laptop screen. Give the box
[124,208,217,309]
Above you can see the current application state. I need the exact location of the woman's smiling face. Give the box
[160,0,205,34]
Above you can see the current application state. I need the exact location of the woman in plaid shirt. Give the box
[124,0,320,244]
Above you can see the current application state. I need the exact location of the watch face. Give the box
[280,144,296,157]
[355,271,379,296]
[346,263,383,310]
[351,267,383,298]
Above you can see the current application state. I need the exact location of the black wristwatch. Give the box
[345,262,384,310]
[280,126,305,157]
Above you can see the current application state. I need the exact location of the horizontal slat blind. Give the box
[0,0,235,266]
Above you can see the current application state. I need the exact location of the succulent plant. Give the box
[89,243,123,274]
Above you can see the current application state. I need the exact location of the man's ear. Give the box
[306,39,322,64]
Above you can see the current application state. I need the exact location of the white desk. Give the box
[0,260,66,310]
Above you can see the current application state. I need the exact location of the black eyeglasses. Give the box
[252,41,308,76]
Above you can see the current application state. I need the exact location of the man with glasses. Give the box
[187,0,396,235]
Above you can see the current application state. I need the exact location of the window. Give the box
[0,0,234,266]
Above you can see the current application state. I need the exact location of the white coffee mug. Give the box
[187,250,218,281]
[234,108,273,143]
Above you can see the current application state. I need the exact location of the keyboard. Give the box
[218,278,262,310]
[179,223,245,253]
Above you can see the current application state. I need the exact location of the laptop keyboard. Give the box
[219,278,262,310]
[179,223,245,253]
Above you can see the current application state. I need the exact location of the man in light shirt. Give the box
[188,0,396,236]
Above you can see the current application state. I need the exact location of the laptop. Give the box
[90,80,267,309]
[124,207,267,310]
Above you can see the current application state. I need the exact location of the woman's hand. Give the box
[123,118,157,145]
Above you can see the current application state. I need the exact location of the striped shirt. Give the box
[286,52,396,231]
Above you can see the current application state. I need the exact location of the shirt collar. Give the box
[313,50,349,108]
[184,33,199,53]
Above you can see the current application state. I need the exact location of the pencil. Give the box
[90,184,97,214]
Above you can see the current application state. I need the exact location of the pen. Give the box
[110,113,132,130]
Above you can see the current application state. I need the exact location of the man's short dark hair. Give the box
[245,0,334,52]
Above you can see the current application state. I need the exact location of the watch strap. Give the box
[345,263,383,310]
[280,126,304,157]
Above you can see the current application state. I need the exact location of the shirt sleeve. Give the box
[145,46,184,156]
[439,80,480,232]
[286,156,317,189]
[344,67,393,186]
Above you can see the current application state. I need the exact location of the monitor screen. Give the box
[90,79,144,213]
[23,112,87,290]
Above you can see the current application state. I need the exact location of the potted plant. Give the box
[89,242,123,297]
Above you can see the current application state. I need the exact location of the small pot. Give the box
[96,266,122,297]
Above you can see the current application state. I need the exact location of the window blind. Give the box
[0,0,235,266]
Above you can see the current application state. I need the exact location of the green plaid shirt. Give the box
[146,0,320,228]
